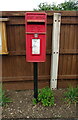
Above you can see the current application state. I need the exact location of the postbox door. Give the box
[26,34,46,62]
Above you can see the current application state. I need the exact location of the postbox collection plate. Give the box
[32,39,40,55]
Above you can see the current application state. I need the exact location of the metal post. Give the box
[34,62,38,100]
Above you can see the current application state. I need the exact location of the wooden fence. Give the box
[1,11,78,90]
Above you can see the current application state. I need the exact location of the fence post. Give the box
[50,13,61,89]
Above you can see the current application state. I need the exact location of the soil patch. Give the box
[2,89,78,119]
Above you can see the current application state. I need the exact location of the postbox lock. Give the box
[34,33,38,38]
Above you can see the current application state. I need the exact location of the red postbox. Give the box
[25,12,47,62]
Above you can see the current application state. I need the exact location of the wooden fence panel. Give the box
[1,11,78,89]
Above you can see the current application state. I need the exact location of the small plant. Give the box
[0,87,12,106]
[64,86,78,104]
[33,98,37,105]
[33,87,54,106]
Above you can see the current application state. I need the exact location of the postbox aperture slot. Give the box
[27,22,45,25]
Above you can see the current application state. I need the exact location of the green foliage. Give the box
[0,87,12,106]
[33,87,54,106]
[57,1,78,10]
[34,0,78,11]
[64,86,78,104]
[33,98,37,105]
[34,3,53,11]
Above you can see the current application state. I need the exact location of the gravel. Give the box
[2,89,78,119]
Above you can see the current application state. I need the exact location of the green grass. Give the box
[0,86,12,106]
[64,86,78,104]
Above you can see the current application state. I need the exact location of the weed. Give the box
[64,86,78,104]
[33,98,37,105]
[33,87,54,106]
[0,87,12,106]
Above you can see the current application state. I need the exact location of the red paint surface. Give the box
[25,12,47,62]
